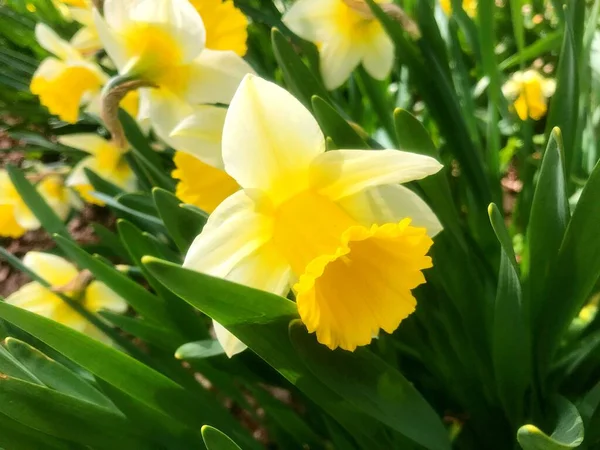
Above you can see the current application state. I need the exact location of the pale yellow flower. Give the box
[172,151,239,213]
[502,70,556,121]
[30,23,107,123]
[0,170,72,238]
[189,0,248,56]
[440,0,477,17]
[184,75,442,356]
[58,134,136,205]
[283,0,394,90]
[5,252,127,342]
[94,0,253,148]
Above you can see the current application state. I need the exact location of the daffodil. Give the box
[5,252,127,342]
[58,134,136,205]
[502,70,556,121]
[283,0,395,90]
[94,0,253,143]
[0,170,72,238]
[440,0,477,17]
[59,0,103,55]
[172,151,239,213]
[184,75,442,356]
[30,23,107,123]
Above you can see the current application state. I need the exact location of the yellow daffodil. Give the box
[184,75,442,356]
[440,0,477,17]
[189,0,248,56]
[5,252,127,342]
[0,170,72,238]
[172,151,239,213]
[502,70,556,121]
[58,134,136,205]
[59,0,103,55]
[30,23,107,123]
[283,0,394,90]
[94,0,254,142]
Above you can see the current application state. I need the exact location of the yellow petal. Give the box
[311,149,442,201]
[295,219,433,351]
[23,252,79,287]
[0,204,26,238]
[31,63,104,123]
[84,281,128,313]
[172,151,239,214]
[189,0,248,56]
[38,175,71,221]
[5,282,60,318]
[222,75,325,205]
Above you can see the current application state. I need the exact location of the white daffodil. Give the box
[283,0,395,90]
[58,134,136,205]
[59,0,103,55]
[30,23,107,123]
[94,0,254,147]
[184,75,442,356]
[0,170,72,238]
[5,252,127,342]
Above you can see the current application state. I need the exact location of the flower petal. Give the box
[0,204,26,238]
[85,281,128,313]
[23,252,79,287]
[319,36,362,90]
[213,321,247,357]
[361,29,394,81]
[146,90,193,144]
[35,23,79,60]
[58,133,108,155]
[222,75,325,203]
[282,0,338,42]
[5,282,58,318]
[167,106,228,168]
[338,184,443,236]
[13,200,40,231]
[185,49,254,104]
[93,9,128,69]
[311,149,443,201]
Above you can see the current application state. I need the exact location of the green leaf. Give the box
[545,1,584,174]
[311,95,368,149]
[0,374,151,449]
[92,191,165,230]
[142,257,402,450]
[537,159,600,373]
[5,337,116,410]
[53,235,169,326]
[6,165,71,240]
[175,340,225,360]
[0,301,254,447]
[527,128,569,328]
[0,411,74,450]
[271,27,330,109]
[91,223,132,263]
[578,380,600,427]
[202,425,242,450]
[289,321,451,450]
[517,397,584,450]
[153,187,207,252]
[489,203,517,270]
[499,31,563,70]
[84,167,124,198]
[99,312,184,351]
[0,344,41,384]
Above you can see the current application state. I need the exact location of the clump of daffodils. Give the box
[283,0,395,90]
[502,69,556,121]
[0,169,72,238]
[5,252,127,342]
[184,75,443,356]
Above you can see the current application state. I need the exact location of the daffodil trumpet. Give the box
[184,75,442,356]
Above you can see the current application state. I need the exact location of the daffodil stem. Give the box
[101,76,155,150]
[52,269,94,295]
[91,0,103,14]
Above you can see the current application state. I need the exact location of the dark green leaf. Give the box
[0,411,74,450]
[489,203,517,270]
[311,96,368,149]
[202,425,242,450]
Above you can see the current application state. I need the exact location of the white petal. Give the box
[319,36,362,90]
[222,75,325,202]
[23,252,79,286]
[4,282,57,317]
[311,149,443,200]
[338,184,443,236]
[186,49,254,104]
[35,23,79,61]
[66,156,95,187]
[85,281,128,313]
[70,27,102,54]
[69,7,94,27]
[103,0,137,30]
[13,201,40,231]
[146,90,193,143]
[282,0,338,42]
[128,0,206,62]
[543,78,557,97]
[32,57,65,81]
[184,190,272,277]
[168,106,227,168]
[58,133,107,154]
[93,9,127,69]
[361,30,394,81]
[213,321,247,357]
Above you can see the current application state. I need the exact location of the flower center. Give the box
[121,23,191,94]
[272,190,434,351]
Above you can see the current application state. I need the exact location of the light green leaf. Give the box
[0,344,41,384]
[5,337,116,410]
[175,340,225,360]
[517,397,584,449]
[489,203,518,270]
[499,31,563,70]
[289,321,451,450]
[202,426,242,450]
